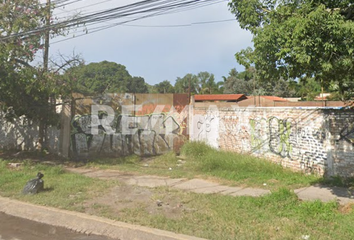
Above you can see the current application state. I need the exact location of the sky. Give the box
[49,0,253,86]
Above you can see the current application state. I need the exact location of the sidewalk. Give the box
[0,196,205,240]
[67,168,354,205]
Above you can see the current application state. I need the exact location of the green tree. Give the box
[297,78,322,101]
[0,0,60,147]
[127,76,148,93]
[223,67,297,97]
[174,74,199,94]
[197,72,219,94]
[223,68,254,95]
[154,80,175,93]
[64,61,142,95]
[229,0,354,100]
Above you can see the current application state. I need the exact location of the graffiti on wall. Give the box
[339,123,354,144]
[193,107,219,148]
[249,116,326,173]
[70,94,189,158]
[195,107,328,174]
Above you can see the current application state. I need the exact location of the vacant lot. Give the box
[1,142,354,240]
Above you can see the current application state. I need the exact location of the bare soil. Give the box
[82,183,188,220]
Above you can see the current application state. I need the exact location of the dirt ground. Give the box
[82,181,189,220]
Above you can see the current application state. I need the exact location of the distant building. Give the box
[237,96,288,107]
[194,94,247,102]
[314,93,331,101]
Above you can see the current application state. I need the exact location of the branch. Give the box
[13,58,35,70]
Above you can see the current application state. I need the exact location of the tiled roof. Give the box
[248,96,288,102]
[194,94,246,101]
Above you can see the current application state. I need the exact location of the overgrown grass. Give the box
[178,141,321,189]
[77,185,354,240]
[85,141,320,189]
[1,158,354,239]
[0,159,114,211]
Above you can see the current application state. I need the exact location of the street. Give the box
[0,212,114,240]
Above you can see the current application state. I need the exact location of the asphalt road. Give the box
[0,212,114,240]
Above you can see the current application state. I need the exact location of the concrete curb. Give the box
[0,196,206,240]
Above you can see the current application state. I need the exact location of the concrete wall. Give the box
[0,112,60,152]
[70,93,189,159]
[2,94,354,178]
[191,105,354,177]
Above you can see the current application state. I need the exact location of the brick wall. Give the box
[191,105,354,177]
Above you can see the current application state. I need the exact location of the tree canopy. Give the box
[174,72,222,94]
[223,67,297,97]
[229,0,354,100]
[154,80,175,93]
[0,0,53,121]
[64,61,149,95]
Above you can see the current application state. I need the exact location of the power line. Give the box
[2,0,220,40]
[51,0,229,44]
[1,0,227,46]
[114,19,235,28]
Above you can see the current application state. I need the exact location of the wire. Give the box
[0,0,225,42]
[121,19,235,28]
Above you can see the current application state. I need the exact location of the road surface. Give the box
[0,212,114,240]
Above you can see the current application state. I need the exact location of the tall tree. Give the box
[64,61,141,95]
[229,0,354,100]
[174,74,199,94]
[127,76,148,93]
[197,72,218,94]
[154,80,175,93]
[223,68,254,95]
[0,1,57,126]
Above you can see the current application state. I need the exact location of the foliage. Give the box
[127,76,148,93]
[0,160,113,210]
[229,0,354,100]
[174,72,221,94]
[0,0,50,121]
[63,61,149,95]
[174,73,199,94]
[297,78,322,101]
[1,158,350,240]
[154,80,175,93]
[180,141,319,188]
[197,71,219,94]
[223,67,297,97]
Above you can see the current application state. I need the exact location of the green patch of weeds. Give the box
[0,158,114,211]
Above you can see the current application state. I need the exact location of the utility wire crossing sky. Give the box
[4,0,253,85]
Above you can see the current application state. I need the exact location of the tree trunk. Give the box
[38,119,45,151]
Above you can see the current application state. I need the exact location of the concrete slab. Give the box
[218,187,244,195]
[173,179,219,191]
[231,188,270,197]
[295,186,354,205]
[191,185,233,194]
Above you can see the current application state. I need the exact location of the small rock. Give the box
[8,163,21,168]
[143,164,149,167]
[156,200,163,207]
[263,183,267,186]
[169,167,172,171]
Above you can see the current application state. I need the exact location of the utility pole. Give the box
[43,0,50,73]
[38,0,51,151]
